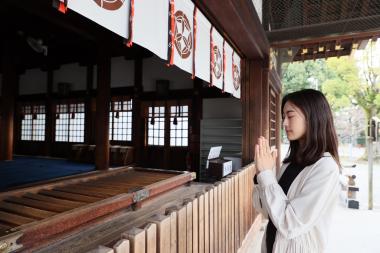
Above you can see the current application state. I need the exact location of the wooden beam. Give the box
[269,20,380,46]
[95,50,111,170]
[271,30,380,48]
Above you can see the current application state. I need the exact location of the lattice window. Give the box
[269,89,277,147]
[20,105,46,141]
[109,99,133,141]
[55,103,85,143]
[147,106,165,146]
[170,105,189,147]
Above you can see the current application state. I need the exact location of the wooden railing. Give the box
[84,163,257,253]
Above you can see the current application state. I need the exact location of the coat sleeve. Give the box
[253,183,267,216]
[256,158,340,239]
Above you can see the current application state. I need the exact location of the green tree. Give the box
[321,57,360,111]
[281,59,329,94]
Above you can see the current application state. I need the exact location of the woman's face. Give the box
[283,101,307,142]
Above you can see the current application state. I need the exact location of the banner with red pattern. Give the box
[67,0,131,39]
[168,0,195,75]
[210,27,224,90]
[231,51,241,99]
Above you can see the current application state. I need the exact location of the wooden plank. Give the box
[0,201,56,220]
[238,171,244,245]
[229,176,235,253]
[245,169,249,235]
[197,193,204,253]
[143,223,156,253]
[233,174,239,250]
[0,210,35,226]
[204,190,209,253]
[213,183,219,253]
[5,197,71,213]
[69,184,123,196]
[192,197,198,253]
[177,205,187,253]
[225,178,230,253]
[39,189,101,203]
[216,183,222,253]
[86,245,114,253]
[123,228,146,253]
[148,214,170,253]
[145,172,196,197]
[23,193,84,208]
[221,180,226,253]
[165,207,177,253]
[228,177,234,253]
[113,239,130,253]
[208,187,214,253]
[184,199,193,253]
[54,186,112,198]
[0,167,134,201]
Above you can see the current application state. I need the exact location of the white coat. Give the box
[253,152,340,253]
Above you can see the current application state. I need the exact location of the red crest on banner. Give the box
[213,45,222,79]
[174,10,193,59]
[233,64,240,90]
[93,0,125,10]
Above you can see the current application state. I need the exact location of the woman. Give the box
[254,89,341,253]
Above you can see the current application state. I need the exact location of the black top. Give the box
[265,162,305,253]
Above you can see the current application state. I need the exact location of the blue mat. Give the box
[0,156,95,191]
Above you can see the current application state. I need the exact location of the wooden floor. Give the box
[0,167,195,252]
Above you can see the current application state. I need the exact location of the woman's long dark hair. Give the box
[282,89,340,167]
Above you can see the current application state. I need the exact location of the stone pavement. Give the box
[325,159,380,253]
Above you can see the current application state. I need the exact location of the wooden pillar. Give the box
[190,78,202,179]
[85,63,94,144]
[95,50,111,170]
[241,58,270,165]
[0,39,18,161]
[132,58,144,164]
[262,67,270,140]
[45,68,54,156]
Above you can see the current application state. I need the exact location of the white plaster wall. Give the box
[252,0,263,23]
[203,98,242,119]
[19,69,47,95]
[142,55,193,92]
[53,63,86,92]
[111,57,134,87]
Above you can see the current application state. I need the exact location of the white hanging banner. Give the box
[168,0,195,75]
[194,10,211,82]
[224,42,234,95]
[132,0,169,60]
[232,51,241,99]
[67,0,131,39]
[210,27,224,90]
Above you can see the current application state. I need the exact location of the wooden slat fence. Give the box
[86,163,257,253]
